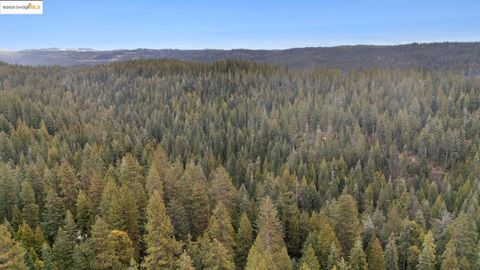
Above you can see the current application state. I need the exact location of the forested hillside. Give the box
[2,42,480,76]
[0,60,480,270]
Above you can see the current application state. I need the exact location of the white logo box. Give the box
[0,1,43,14]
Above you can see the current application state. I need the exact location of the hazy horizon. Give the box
[2,40,479,52]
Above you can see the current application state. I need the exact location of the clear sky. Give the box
[1,0,479,50]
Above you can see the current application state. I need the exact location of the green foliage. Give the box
[366,235,384,270]
[42,188,65,242]
[52,228,75,269]
[384,235,399,270]
[235,212,253,268]
[440,240,459,270]
[0,224,27,270]
[299,244,320,270]
[143,190,181,269]
[176,250,195,270]
[417,231,436,270]
[0,60,479,269]
[349,238,368,270]
[246,196,291,270]
[334,192,360,257]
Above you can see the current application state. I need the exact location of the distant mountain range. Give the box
[1,42,480,75]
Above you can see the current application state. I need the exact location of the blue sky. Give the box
[1,0,479,50]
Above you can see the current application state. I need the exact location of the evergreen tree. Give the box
[73,244,89,270]
[143,190,181,269]
[85,217,116,270]
[246,196,291,270]
[203,239,236,270]
[146,159,163,196]
[63,210,78,243]
[210,166,237,215]
[440,240,459,270]
[327,243,342,270]
[417,231,436,270]
[349,238,368,270]
[0,224,28,270]
[42,188,65,242]
[41,243,55,270]
[450,212,477,266]
[407,246,420,270]
[58,161,79,214]
[367,235,384,270]
[119,154,147,221]
[235,212,253,268]
[20,181,39,228]
[183,162,210,238]
[206,202,235,254]
[304,216,340,269]
[299,244,320,270]
[334,192,360,257]
[384,234,399,270]
[245,244,273,270]
[108,229,136,270]
[52,228,75,269]
[176,250,196,270]
[168,197,190,240]
[76,190,93,239]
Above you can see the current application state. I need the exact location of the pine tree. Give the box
[327,243,342,270]
[440,240,458,270]
[235,212,253,268]
[63,210,78,243]
[99,177,122,228]
[41,243,55,270]
[119,154,147,220]
[146,159,163,196]
[86,217,116,270]
[245,244,273,270]
[176,250,195,270]
[52,228,75,269]
[300,263,312,270]
[406,246,420,270]
[76,190,93,239]
[108,230,136,270]
[87,171,104,214]
[86,217,135,270]
[143,190,181,269]
[100,179,140,254]
[20,181,39,228]
[304,216,340,270]
[168,197,190,240]
[183,162,210,238]
[245,196,291,270]
[58,160,79,214]
[349,238,368,270]
[0,224,28,270]
[451,212,478,266]
[384,234,399,270]
[210,166,237,215]
[417,231,436,270]
[334,192,360,257]
[203,239,236,270]
[16,223,45,259]
[367,235,384,270]
[73,244,89,270]
[206,202,235,254]
[0,164,17,222]
[42,188,65,242]
[299,244,320,270]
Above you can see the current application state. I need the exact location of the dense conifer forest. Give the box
[0,60,480,269]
